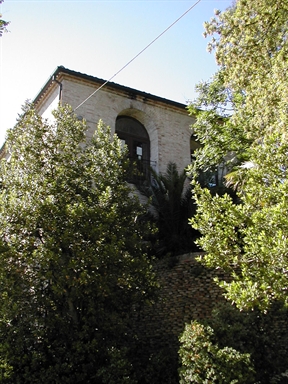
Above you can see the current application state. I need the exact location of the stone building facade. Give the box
[33,66,195,175]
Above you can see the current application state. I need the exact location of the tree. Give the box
[188,0,288,310]
[0,1,9,37]
[0,103,156,383]
[178,319,255,384]
[141,162,199,257]
[179,302,288,383]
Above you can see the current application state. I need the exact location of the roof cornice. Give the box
[33,66,189,112]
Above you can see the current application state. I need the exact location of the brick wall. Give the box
[62,77,194,174]
[36,73,195,174]
[133,253,288,384]
[134,252,229,350]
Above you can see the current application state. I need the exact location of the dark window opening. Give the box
[116,116,151,185]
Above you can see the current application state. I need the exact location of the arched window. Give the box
[116,116,150,184]
[116,116,150,162]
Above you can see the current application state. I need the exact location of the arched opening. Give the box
[116,116,150,184]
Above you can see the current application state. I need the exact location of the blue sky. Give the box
[0,0,231,146]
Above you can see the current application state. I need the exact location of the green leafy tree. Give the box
[0,103,156,383]
[179,302,288,383]
[188,0,288,310]
[178,320,255,384]
[0,1,9,37]
[141,162,199,257]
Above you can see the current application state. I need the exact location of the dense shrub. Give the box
[0,104,157,383]
[178,320,255,384]
[179,302,288,384]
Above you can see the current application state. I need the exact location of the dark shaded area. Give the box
[204,301,288,383]
[139,162,200,258]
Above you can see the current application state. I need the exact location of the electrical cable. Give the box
[74,0,202,111]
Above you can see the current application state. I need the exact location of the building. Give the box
[33,66,195,176]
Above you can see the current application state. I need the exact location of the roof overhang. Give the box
[33,66,189,113]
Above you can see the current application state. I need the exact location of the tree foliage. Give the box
[188,0,288,310]
[178,319,255,384]
[0,103,156,383]
[0,1,9,37]
[141,162,199,257]
[179,302,288,383]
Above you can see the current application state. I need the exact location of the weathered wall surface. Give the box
[136,253,288,384]
[134,253,229,349]
[59,76,194,174]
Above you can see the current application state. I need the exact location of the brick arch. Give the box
[116,108,159,171]
[116,116,150,164]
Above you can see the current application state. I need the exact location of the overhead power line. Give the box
[74,0,202,111]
